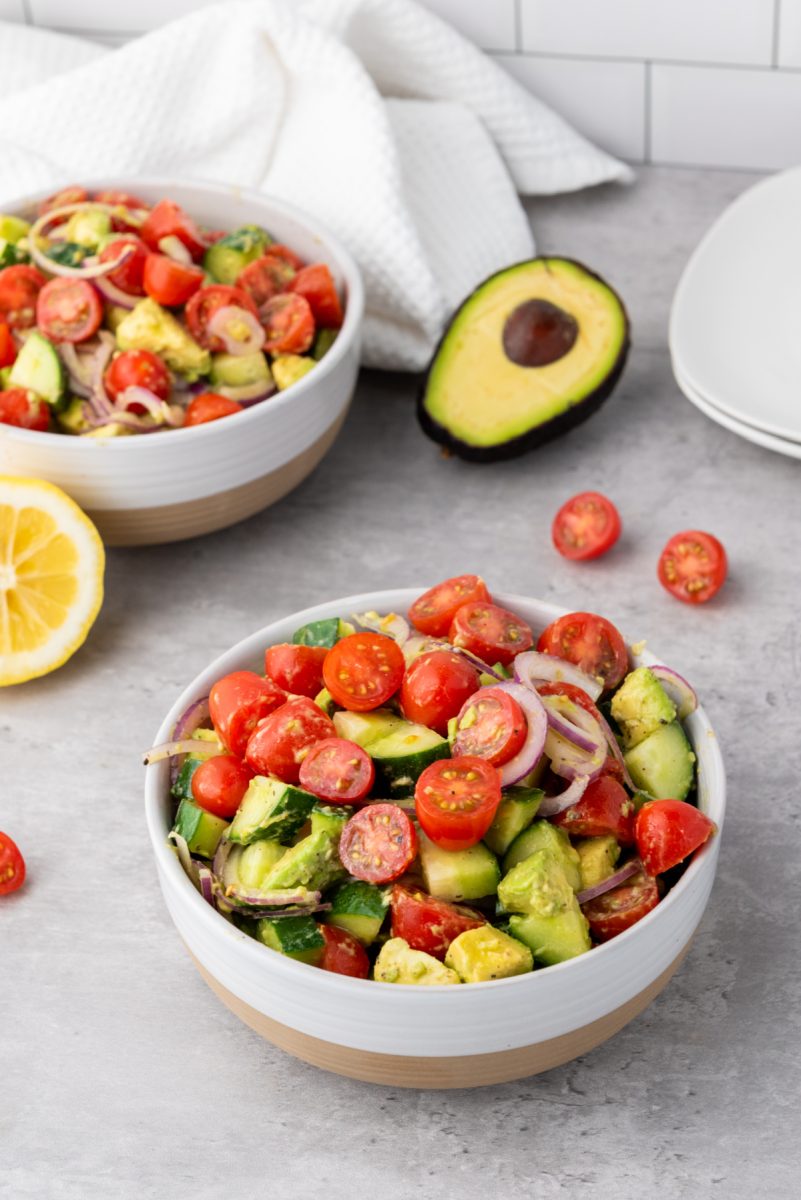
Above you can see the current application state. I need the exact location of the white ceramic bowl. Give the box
[0,179,364,545]
[144,590,725,1088]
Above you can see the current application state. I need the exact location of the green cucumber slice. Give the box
[9,332,67,410]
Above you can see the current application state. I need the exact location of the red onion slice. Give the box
[95,274,139,309]
[401,634,504,680]
[577,859,642,906]
[198,866,216,907]
[650,665,697,720]
[29,232,136,280]
[170,695,212,785]
[219,882,322,909]
[596,708,638,792]
[514,650,603,702]
[144,737,216,765]
[167,829,201,886]
[115,386,184,426]
[541,694,605,756]
[352,610,410,644]
[482,681,548,787]
[157,235,192,265]
[207,305,265,356]
[538,774,591,818]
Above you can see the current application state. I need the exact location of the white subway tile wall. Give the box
[1,0,800,170]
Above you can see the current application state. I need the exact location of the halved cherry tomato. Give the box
[0,832,25,895]
[400,650,480,735]
[140,199,207,260]
[552,774,635,844]
[390,884,485,960]
[245,696,335,784]
[323,633,405,712]
[408,574,491,638]
[38,186,88,216]
[0,388,49,431]
[99,236,148,295]
[452,687,527,767]
[635,799,716,877]
[143,254,204,307]
[0,320,16,368]
[657,531,727,605]
[36,277,102,343]
[209,670,286,758]
[339,803,417,884]
[319,924,370,977]
[289,263,343,328]
[263,244,305,272]
[582,870,659,941]
[537,681,623,781]
[299,737,375,804]
[105,350,171,409]
[415,756,502,851]
[450,602,533,667]
[183,393,243,427]
[265,643,328,698]
[552,491,621,561]
[537,612,628,691]
[238,253,297,315]
[260,293,315,354]
[0,265,48,330]
[191,755,254,819]
[184,284,260,351]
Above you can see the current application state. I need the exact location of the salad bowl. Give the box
[0,178,364,545]
[144,589,725,1088]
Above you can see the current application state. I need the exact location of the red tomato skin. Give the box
[449,602,534,667]
[408,575,491,638]
[0,389,49,431]
[552,491,622,561]
[244,697,335,784]
[184,285,260,351]
[0,320,16,368]
[400,650,480,735]
[288,264,343,328]
[143,254,204,306]
[191,755,253,819]
[105,349,171,406]
[319,925,370,978]
[183,394,243,427]
[339,804,418,884]
[635,799,716,877]
[415,756,502,851]
[390,884,485,960]
[93,189,147,210]
[582,871,659,941]
[265,643,328,699]
[537,612,629,692]
[99,236,148,295]
[299,737,375,804]
[209,670,287,758]
[0,832,26,895]
[552,774,636,844]
[140,199,207,260]
[323,633,405,713]
[0,265,48,330]
[238,253,297,314]
[260,293,315,354]
[38,186,88,216]
[657,531,728,605]
[452,686,528,767]
[36,278,103,344]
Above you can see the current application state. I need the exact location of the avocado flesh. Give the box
[420,258,629,461]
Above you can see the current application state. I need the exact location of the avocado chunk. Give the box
[484,787,543,856]
[502,819,582,892]
[64,207,111,249]
[272,354,315,391]
[500,849,591,965]
[258,828,345,893]
[419,257,629,461]
[576,836,620,891]
[116,298,210,380]
[445,925,533,982]
[418,830,500,902]
[209,350,272,389]
[203,225,272,285]
[0,214,30,243]
[624,721,695,800]
[56,396,91,435]
[611,667,677,750]
[373,938,461,985]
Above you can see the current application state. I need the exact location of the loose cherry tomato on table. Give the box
[323,632,405,712]
[0,320,16,368]
[635,799,716,877]
[582,870,659,941]
[140,199,207,260]
[191,755,253,819]
[400,650,480,735]
[260,293,315,354]
[289,263,343,328]
[184,285,260,351]
[338,803,417,884]
[299,737,375,804]
[36,277,103,343]
[657,531,727,605]
[245,696,335,784]
[537,612,628,692]
[99,236,148,295]
[0,832,26,895]
[209,669,286,758]
[390,884,485,960]
[408,574,491,638]
[238,253,298,315]
[415,755,502,851]
[319,924,370,978]
[183,393,243,427]
[552,774,635,844]
[552,491,621,561]
[143,254,204,306]
[537,681,624,781]
[105,349,171,408]
[452,687,527,767]
[265,643,328,698]
[0,265,48,330]
[0,388,49,431]
[450,601,533,667]
[38,186,88,216]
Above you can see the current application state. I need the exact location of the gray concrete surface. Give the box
[3,166,799,1199]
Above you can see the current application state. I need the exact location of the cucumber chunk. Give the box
[292,617,354,648]
[238,840,286,888]
[312,327,338,361]
[624,721,695,800]
[173,799,229,859]
[418,831,500,902]
[228,776,316,845]
[310,804,348,840]
[9,332,66,410]
[203,225,272,285]
[333,709,449,797]
[255,915,324,965]
[328,880,389,945]
[484,787,543,856]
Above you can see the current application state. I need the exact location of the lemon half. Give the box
[0,477,105,686]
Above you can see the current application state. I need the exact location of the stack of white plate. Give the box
[670,167,801,461]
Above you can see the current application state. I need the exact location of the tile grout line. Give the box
[488,48,801,74]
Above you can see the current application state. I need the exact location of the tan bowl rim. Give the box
[144,589,726,1000]
[0,175,365,451]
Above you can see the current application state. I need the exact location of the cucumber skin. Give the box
[372,741,451,797]
[256,915,325,964]
[228,780,316,845]
[8,332,67,411]
[293,618,341,648]
[171,757,203,802]
[173,799,229,859]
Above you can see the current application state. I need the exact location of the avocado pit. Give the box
[502,299,578,368]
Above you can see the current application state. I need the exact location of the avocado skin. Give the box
[417,257,631,463]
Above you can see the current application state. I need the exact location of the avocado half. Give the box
[419,258,630,461]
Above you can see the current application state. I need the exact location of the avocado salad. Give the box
[0,186,343,435]
[147,576,716,985]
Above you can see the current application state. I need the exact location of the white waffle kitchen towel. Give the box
[0,0,631,369]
